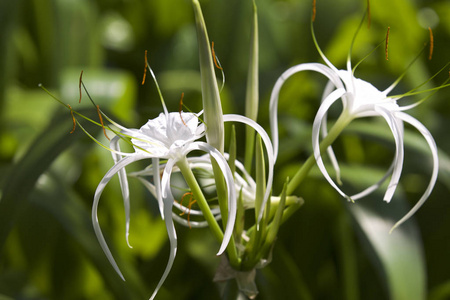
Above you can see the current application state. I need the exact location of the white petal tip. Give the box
[216,246,226,256]
[126,235,133,249]
[384,184,397,203]
[345,195,354,203]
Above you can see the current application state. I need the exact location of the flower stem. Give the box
[177,157,224,241]
[177,157,240,268]
[287,112,351,195]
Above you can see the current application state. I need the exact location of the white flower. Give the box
[93,110,237,300]
[269,37,439,231]
[130,113,275,225]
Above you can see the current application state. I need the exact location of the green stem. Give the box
[244,0,259,172]
[211,158,241,268]
[177,157,224,243]
[287,112,352,195]
[177,157,240,268]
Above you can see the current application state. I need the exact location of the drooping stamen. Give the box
[385,27,390,60]
[79,70,83,103]
[142,50,148,85]
[144,57,168,116]
[312,0,317,22]
[40,81,150,155]
[211,42,222,70]
[178,192,196,229]
[367,0,371,28]
[97,105,110,141]
[179,92,187,126]
[68,104,77,133]
[428,27,434,60]
[211,41,226,92]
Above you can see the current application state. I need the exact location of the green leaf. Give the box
[30,172,146,299]
[0,109,100,250]
[342,165,426,300]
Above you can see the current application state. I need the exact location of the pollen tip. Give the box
[312,0,317,22]
[211,41,223,70]
[142,50,148,85]
[428,27,434,61]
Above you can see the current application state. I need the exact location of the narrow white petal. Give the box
[185,142,237,255]
[110,136,132,248]
[321,80,343,185]
[391,112,439,231]
[172,212,222,228]
[152,158,165,219]
[374,107,405,203]
[351,159,395,200]
[223,114,274,223]
[92,153,148,281]
[134,157,222,216]
[150,158,178,300]
[269,63,345,159]
[312,88,349,199]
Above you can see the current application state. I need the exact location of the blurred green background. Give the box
[1,0,450,299]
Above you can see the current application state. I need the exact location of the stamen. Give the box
[186,199,197,229]
[211,41,226,92]
[178,192,196,229]
[68,104,77,133]
[428,27,434,60]
[97,105,110,141]
[179,92,187,126]
[385,27,390,60]
[79,70,83,103]
[312,0,317,22]
[142,50,148,85]
[211,42,222,70]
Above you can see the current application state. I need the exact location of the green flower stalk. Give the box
[244,0,259,172]
[192,0,224,153]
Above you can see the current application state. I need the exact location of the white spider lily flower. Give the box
[270,31,440,231]
[93,110,237,300]
[130,113,275,224]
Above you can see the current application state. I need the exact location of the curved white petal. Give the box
[321,80,343,185]
[151,157,164,219]
[223,114,274,223]
[110,135,133,248]
[312,88,349,199]
[351,158,396,200]
[269,63,345,159]
[92,153,149,281]
[391,112,439,231]
[172,212,222,228]
[184,142,236,255]
[133,158,222,217]
[374,107,405,203]
[150,158,178,300]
